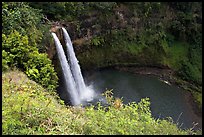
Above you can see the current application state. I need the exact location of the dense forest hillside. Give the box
[2,2,202,135]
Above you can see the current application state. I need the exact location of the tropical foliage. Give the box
[2,2,58,91]
[2,2,202,135]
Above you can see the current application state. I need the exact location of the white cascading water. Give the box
[51,28,95,106]
[62,27,94,102]
[51,32,80,106]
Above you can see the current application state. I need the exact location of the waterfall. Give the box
[52,33,80,105]
[51,28,94,106]
[62,27,89,101]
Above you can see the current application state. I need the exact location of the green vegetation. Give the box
[63,2,201,107]
[2,30,58,91]
[164,41,189,69]
[26,2,202,88]
[2,2,58,91]
[2,70,200,135]
[2,2,202,135]
[2,2,43,48]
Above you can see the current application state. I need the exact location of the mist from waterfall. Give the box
[51,28,95,106]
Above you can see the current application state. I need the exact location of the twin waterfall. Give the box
[52,27,94,106]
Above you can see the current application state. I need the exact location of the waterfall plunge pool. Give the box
[83,68,202,131]
[52,27,201,131]
[57,68,202,130]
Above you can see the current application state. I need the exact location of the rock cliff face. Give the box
[47,22,92,61]
[46,3,143,57]
[46,3,202,73]
[47,25,64,77]
[47,25,64,60]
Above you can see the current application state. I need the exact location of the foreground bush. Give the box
[2,31,58,91]
[2,70,200,135]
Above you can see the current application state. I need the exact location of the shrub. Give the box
[2,30,58,91]
[91,36,105,46]
[24,51,58,91]
[2,31,36,69]
[2,2,43,46]
[178,60,202,85]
